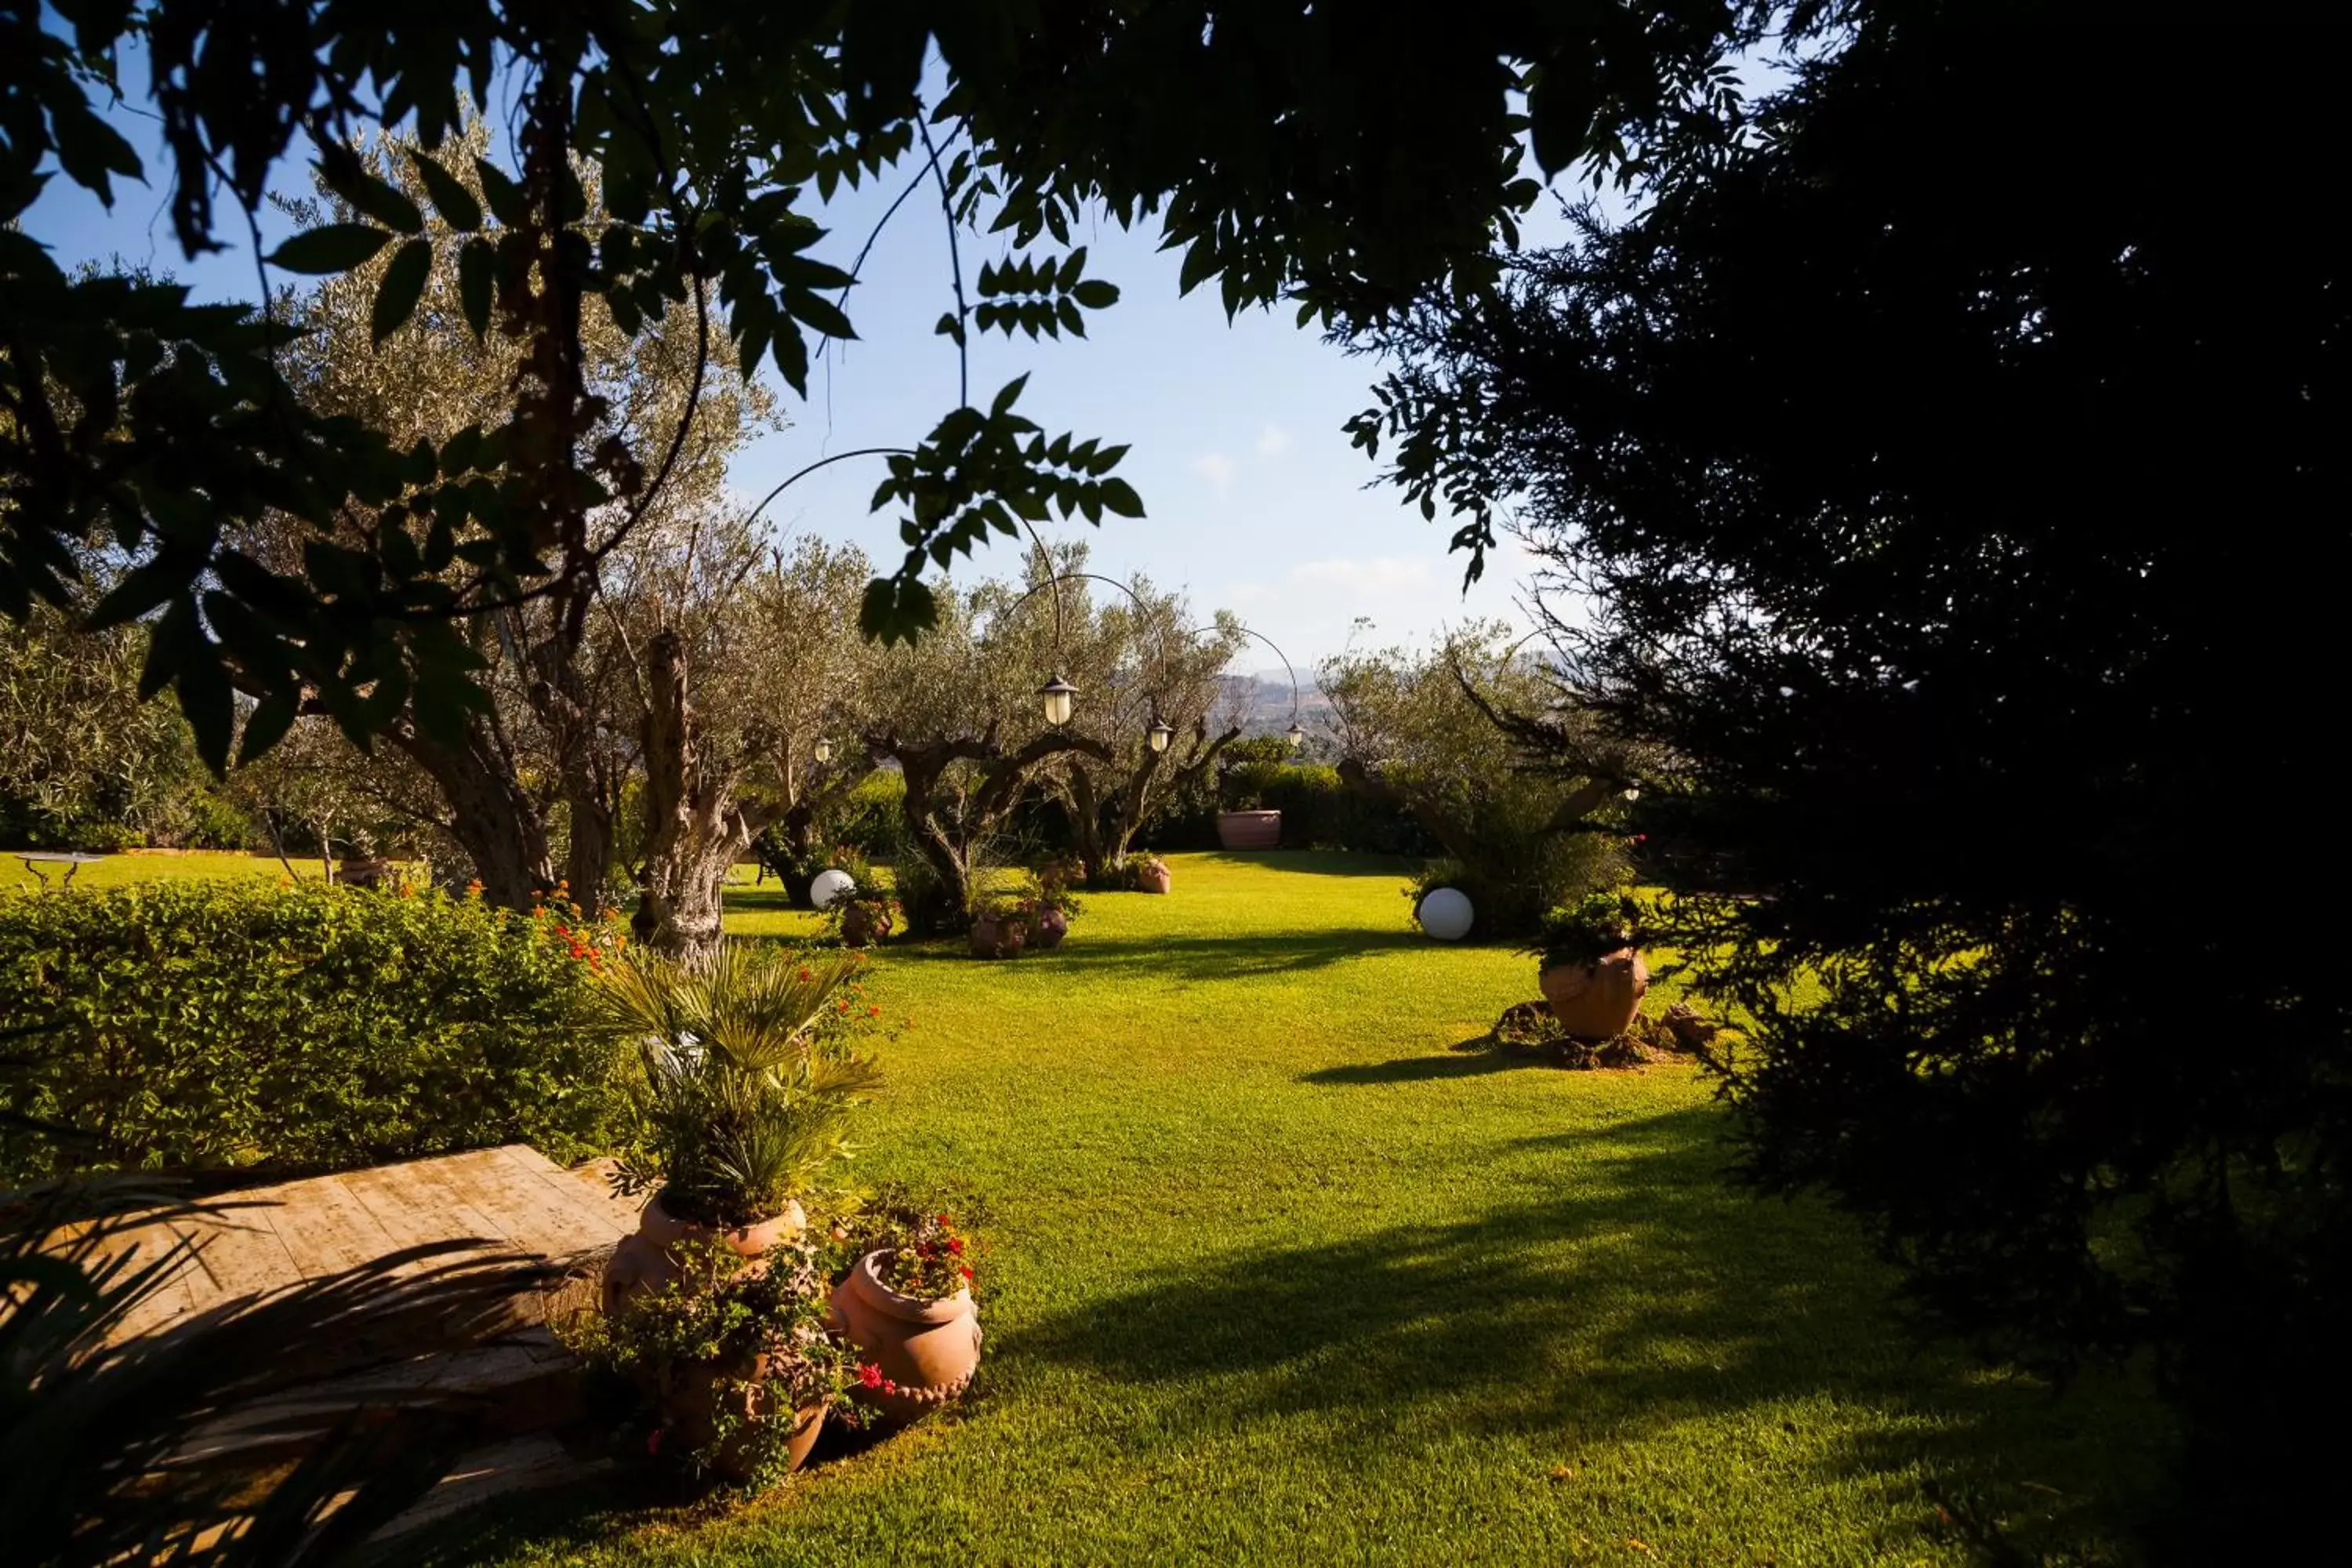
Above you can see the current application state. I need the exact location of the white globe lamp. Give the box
[810,869,857,911]
[1417,886,1474,942]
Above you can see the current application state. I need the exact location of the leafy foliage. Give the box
[556,1232,865,1488]
[1357,11,2348,1550]
[0,880,625,1184]
[1530,892,1642,971]
[4,2,1753,764]
[591,945,880,1228]
[1322,624,1630,934]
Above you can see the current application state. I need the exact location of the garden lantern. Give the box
[1149,717,1174,753]
[1285,720,1305,750]
[813,736,834,764]
[1040,674,1078,726]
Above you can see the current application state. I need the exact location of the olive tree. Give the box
[1321,621,1637,934]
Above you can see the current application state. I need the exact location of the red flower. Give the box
[946,1236,964,1254]
[935,1213,951,1225]
[798,967,814,982]
[868,1005,881,1018]
[959,1265,974,1283]
[858,1363,885,1390]
[645,1427,665,1455]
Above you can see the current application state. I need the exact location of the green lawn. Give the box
[442,851,2164,1566]
[16,849,2165,1562]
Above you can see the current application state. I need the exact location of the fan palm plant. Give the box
[591,945,880,1228]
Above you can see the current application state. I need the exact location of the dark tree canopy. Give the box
[1359,6,2348,1552]
[2,0,1762,771]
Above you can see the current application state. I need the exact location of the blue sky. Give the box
[28,56,1592,677]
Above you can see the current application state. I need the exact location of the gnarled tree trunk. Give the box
[633,631,775,959]
[390,724,556,909]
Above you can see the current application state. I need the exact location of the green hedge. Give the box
[0,880,626,1185]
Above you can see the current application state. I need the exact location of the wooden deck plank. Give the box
[260,1170,402,1278]
[332,1156,511,1258]
[478,1145,641,1256]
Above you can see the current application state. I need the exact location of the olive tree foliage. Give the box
[243,120,776,910]
[0,593,211,849]
[606,531,880,957]
[857,559,1114,933]
[1320,621,1634,934]
[975,546,1246,884]
[3,0,1763,781]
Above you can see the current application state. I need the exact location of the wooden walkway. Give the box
[96,1145,647,1541]
[107,1144,643,1341]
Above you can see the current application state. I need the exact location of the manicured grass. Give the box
[20,848,2164,1560]
[0,848,328,892]
[425,851,2164,1566]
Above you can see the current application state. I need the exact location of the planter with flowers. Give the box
[1126,854,1173,895]
[967,892,1030,960]
[1530,891,1650,1040]
[592,945,880,1312]
[827,1194,985,1429]
[829,886,899,949]
[558,1231,866,1486]
[1022,861,1083,950]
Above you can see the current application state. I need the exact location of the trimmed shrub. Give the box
[0,880,626,1185]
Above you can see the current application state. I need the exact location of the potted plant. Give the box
[827,1192,985,1430]
[967,892,1029,959]
[559,1232,866,1486]
[1125,853,1173,895]
[1022,862,1083,949]
[592,944,881,1311]
[830,887,899,949]
[1530,891,1650,1040]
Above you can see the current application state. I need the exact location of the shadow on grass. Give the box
[879,927,1432,981]
[1178,849,1420,879]
[1301,1035,1544,1084]
[1011,1105,2165,1561]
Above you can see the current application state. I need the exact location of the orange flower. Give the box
[868,1004,881,1018]
[798,967,814,982]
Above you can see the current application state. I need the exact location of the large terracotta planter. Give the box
[602,1192,807,1313]
[1134,862,1172,895]
[1030,906,1068,950]
[968,912,1026,959]
[1538,949,1651,1040]
[661,1354,827,1482]
[1216,809,1282,850]
[829,1249,982,1429]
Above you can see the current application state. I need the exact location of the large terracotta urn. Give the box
[968,911,1025,959]
[1134,861,1172,895]
[829,1249,982,1429]
[602,1192,806,1313]
[1029,906,1068,949]
[1215,809,1282,850]
[1538,949,1651,1040]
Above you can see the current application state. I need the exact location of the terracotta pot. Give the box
[840,904,889,949]
[1537,948,1651,1040]
[1030,906,1068,949]
[661,1355,827,1482]
[829,1249,982,1429]
[1134,862,1172,895]
[602,1192,806,1313]
[968,913,1027,959]
[1215,809,1282,850]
